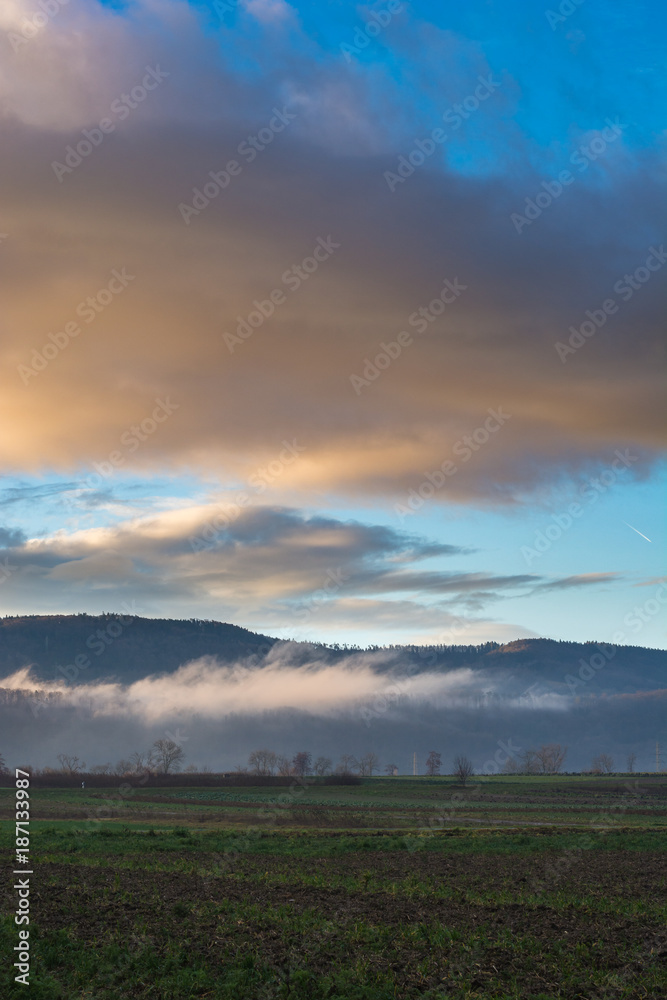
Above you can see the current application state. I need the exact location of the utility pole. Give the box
[657,742,662,773]
[413,752,417,777]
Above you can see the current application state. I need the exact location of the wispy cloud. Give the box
[0,504,624,639]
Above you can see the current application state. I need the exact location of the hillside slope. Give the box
[0,615,664,692]
[0,614,278,683]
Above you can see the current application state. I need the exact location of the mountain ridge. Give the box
[0,614,664,693]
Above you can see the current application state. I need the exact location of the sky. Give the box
[0,0,665,649]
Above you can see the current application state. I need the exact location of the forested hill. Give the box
[0,614,664,692]
[0,614,278,683]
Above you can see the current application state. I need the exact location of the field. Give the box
[2,775,666,999]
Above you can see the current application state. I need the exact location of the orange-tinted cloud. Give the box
[0,0,664,506]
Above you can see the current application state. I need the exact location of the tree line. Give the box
[0,744,645,779]
[245,750,386,777]
[0,739,189,778]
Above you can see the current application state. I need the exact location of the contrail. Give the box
[624,521,652,543]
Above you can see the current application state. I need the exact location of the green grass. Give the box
[3,774,665,831]
[1,776,666,998]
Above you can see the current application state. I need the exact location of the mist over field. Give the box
[1,617,663,772]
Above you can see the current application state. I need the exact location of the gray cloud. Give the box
[0,527,27,548]
[0,505,623,630]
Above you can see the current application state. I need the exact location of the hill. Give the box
[0,614,664,694]
[0,614,278,684]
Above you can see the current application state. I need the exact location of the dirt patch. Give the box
[7,849,665,998]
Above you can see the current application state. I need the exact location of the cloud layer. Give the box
[0,0,664,505]
[1,645,664,772]
[0,502,620,630]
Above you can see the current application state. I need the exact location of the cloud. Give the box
[0,649,565,723]
[0,503,623,638]
[0,526,27,548]
[243,0,294,25]
[0,483,79,508]
[531,572,622,593]
[260,596,539,645]
[0,0,663,507]
[2,646,663,772]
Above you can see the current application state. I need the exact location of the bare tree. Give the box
[0,751,7,774]
[453,755,474,786]
[551,744,568,773]
[313,756,332,776]
[535,744,567,774]
[276,755,292,776]
[248,749,278,776]
[502,756,519,774]
[336,754,357,776]
[626,752,637,774]
[591,753,614,774]
[129,751,151,773]
[57,753,85,775]
[113,759,132,776]
[151,739,185,774]
[384,763,398,776]
[517,749,540,774]
[425,750,442,776]
[358,752,380,776]
[292,751,312,777]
